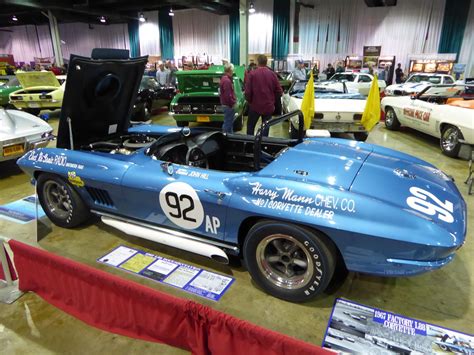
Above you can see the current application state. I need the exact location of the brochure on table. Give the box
[98,245,234,301]
[323,298,473,354]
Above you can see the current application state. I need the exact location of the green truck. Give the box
[169,66,246,130]
[0,76,21,107]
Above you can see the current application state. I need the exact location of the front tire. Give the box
[384,107,400,130]
[353,132,369,142]
[37,173,91,228]
[243,221,336,302]
[440,125,462,158]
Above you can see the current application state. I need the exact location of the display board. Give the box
[0,195,45,224]
[323,298,473,354]
[98,245,234,301]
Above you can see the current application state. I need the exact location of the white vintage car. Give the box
[381,85,474,158]
[0,108,54,162]
[282,81,369,141]
[321,72,386,96]
[384,73,455,96]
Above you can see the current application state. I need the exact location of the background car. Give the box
[130,76,176,123]
[321,72,386,95]
[0,76,21,107]
[0,108,53,162]
[381,85,474,157]
[283,80,369,141]
[385,73,455,96]
[170,66,246,130]
[9,72,66,115]
[17,55,467,303]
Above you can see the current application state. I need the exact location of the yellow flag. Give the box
[361,74,381,131]
[300,71,315,130]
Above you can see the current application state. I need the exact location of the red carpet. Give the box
[9,240,332,355]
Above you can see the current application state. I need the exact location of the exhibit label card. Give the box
[97,245,234,301]
[323,298,473,354]
[0,195,45,224]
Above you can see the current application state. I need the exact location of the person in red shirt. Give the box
[219,63,237,133]
[244,55,283,136]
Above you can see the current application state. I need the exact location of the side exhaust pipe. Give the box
[101,216,229,264]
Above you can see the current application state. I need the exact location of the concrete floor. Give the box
[0,110,473,354]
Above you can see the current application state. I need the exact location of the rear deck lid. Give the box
[16,71,60,88]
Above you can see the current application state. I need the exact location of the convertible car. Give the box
[282,81,369,141]
[322,72,386,96]
[9,72,66,115]
[381,85,474,157]
[17,55,467,302]
[384,73,455,96]
[1,108,53,162]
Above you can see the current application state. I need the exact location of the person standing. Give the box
[325,63,335,79]
[245,55,283,136]
[219,63,236,134]
[336,62,344,73]
[292,60,306,81]
[156,64,168,86]
[395,63,404,84]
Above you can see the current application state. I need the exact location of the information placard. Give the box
[323,298,473,354]
[98,245,234,301]
[0,195,45,224]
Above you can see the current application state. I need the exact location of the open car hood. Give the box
[16,71,60,88]
[57,54,147,149]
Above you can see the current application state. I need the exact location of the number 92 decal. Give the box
[406,187,454,223]
[159,182,204,229]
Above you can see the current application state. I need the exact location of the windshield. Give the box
[407,75,441,84]
[419,86,464,99]
[330,74,355,82]
[4,77,19,87]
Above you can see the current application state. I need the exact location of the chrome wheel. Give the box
[385,110,394,125]
[256,234,313,290]
[43,180,72,220]
[441,126,459,153]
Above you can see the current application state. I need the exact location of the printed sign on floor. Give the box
[323,298,473,354]
[0,195,45,224]
[98,245,234,301]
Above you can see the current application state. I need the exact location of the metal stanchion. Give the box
[465,148,474,195]
[0,236,24,303]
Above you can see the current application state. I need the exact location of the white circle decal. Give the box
[159,182,204,229]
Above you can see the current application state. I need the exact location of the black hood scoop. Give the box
[57,52,148,149]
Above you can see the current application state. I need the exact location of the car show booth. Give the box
[0,0,473,354]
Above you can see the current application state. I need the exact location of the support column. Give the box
[47,11,63,66]
[239,0,249,66]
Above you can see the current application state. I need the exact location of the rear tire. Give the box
[243,221,336,302]
[440,125,462,158]
[384,107,400,130]
[353,132,369,142]
[37,173,91,228]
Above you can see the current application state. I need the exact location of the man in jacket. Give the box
[219,63,237,134]
[245,55,283,136]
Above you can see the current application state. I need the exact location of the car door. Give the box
[401,97,432,132]
[121,157,233,241]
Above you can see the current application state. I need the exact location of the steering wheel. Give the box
[185,146,209,169]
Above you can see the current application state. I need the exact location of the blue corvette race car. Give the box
[17,54,467,302]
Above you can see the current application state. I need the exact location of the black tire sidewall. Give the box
[353,132,368,142]
[385,107,400,130]
[37,173,90,228]
[243,221,336,302]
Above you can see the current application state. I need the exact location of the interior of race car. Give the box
[83,110,305,172]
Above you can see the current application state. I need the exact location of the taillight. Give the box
[40,94,53,100]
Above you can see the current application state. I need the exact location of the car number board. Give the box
[197,116,210,122]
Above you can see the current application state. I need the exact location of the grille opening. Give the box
[86,187,114,206]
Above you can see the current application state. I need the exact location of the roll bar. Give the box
[253,110,304,171]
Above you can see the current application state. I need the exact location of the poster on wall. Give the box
[323,298,473,354]
[363,46,381,68]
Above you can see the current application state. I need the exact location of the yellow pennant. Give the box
[361,74,381,131]
[300,71,315,130]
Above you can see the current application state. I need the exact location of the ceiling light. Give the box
[99,16,106,23]
[249,2,256,13]
[12,15,18,21]
[169,7,174,16]
[139,13,146,22]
